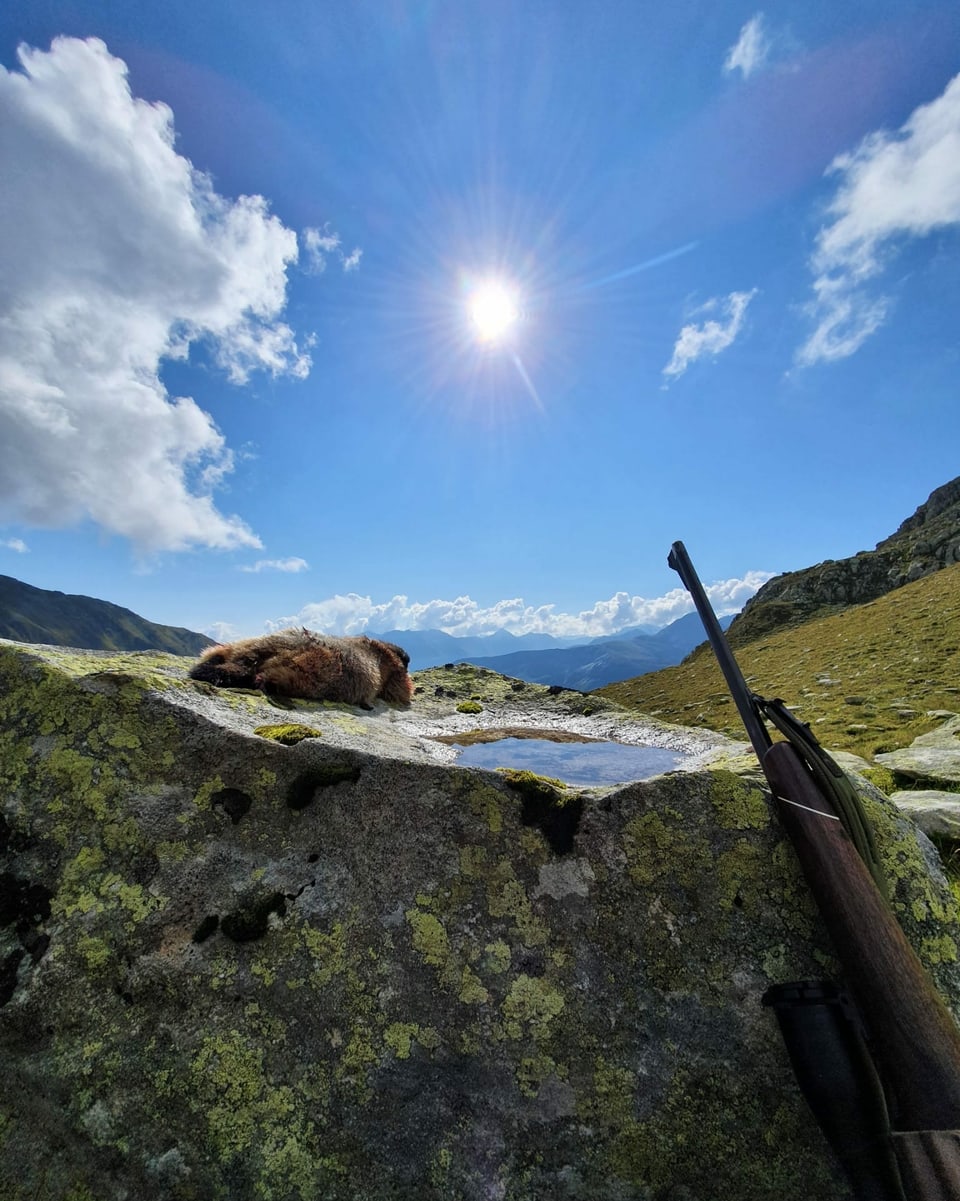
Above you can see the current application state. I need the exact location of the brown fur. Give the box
[188,629,413,708]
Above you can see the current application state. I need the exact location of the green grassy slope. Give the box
[0,574,214,655]
[598,562,960,763]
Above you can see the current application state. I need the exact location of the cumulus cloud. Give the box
[0,37,314,551]
[265,573,774,639]
[798,72,960,365]
[203,621,242,644]
[1,537,28,553]
[302,226,362,274]
[663,289,758,379]
[723,14,772,79]
[238,557,309,574]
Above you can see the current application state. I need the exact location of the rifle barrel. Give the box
[668,541,771,758]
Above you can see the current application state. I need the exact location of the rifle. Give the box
[668,540,960,1201]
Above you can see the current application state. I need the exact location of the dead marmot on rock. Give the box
[188,629,413,708]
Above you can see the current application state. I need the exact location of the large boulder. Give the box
[2,642,960,1201]
[891,792,960,839]
[877,715,960,786]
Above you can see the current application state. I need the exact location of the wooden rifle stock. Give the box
[763,741,960,1131]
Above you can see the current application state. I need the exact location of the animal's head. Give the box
[369,639,413,705]
[378,640,410,670]
[189,642,275,689]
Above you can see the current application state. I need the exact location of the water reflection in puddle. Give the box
[454,737,687,786]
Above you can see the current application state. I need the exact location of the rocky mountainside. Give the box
[0,574,213,655]
[726,476,960,648]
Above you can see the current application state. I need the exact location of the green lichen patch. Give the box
[486,859,549,947]
[176,1029,336,1197]
[383,1022,420,1060]
[622,808,712,890]
[253,724,324,745]
[405,908,450,968]
[460,778,504,834]
[500,974,565,1040]
[456,700,483,714]
[709,770,771,830]
[498,769,568,801]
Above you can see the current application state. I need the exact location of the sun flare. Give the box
[467,280,520,344]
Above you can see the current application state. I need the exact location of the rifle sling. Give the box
[755,696,891,905]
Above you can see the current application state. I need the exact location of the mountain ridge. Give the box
[0,574,214,656]
[726,475,960,648]
[598,475,960,762]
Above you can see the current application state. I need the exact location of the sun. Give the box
[467,280,520,345]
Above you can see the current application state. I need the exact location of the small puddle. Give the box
[453,735,687,786]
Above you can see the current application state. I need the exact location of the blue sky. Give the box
[1,2,958,643]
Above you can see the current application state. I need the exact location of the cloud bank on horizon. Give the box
[0,37,312,553]
[259,571,774,641]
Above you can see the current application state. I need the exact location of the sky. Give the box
[1,1,958,644]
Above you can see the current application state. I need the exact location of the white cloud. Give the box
[265,573,774,639]
[0,37,314,551]
[1,537,28,553]
[798,72,960,365]
[302,226,340,273]
[341,247,363,272]
[723,14,771,79]
[302,226,362,274]
[663,289,758,379]
[204,621,242,644]
[239,557,309,574]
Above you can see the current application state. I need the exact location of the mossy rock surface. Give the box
[3,641,960,1200]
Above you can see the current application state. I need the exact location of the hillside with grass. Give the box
[726,475,960,647]
[597,561,960,763]
[0,574,214,655]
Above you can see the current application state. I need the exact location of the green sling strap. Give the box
[756,695,891,905]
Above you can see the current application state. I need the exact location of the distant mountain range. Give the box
[378,628,588,672]
[0,575,214,656]
[459,610,734,690]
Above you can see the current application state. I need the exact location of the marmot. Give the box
[189,629,413,707]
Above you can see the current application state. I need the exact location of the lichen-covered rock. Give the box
[3,641,960,1201]
[876,715,960,786]
[892,792,960,838]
